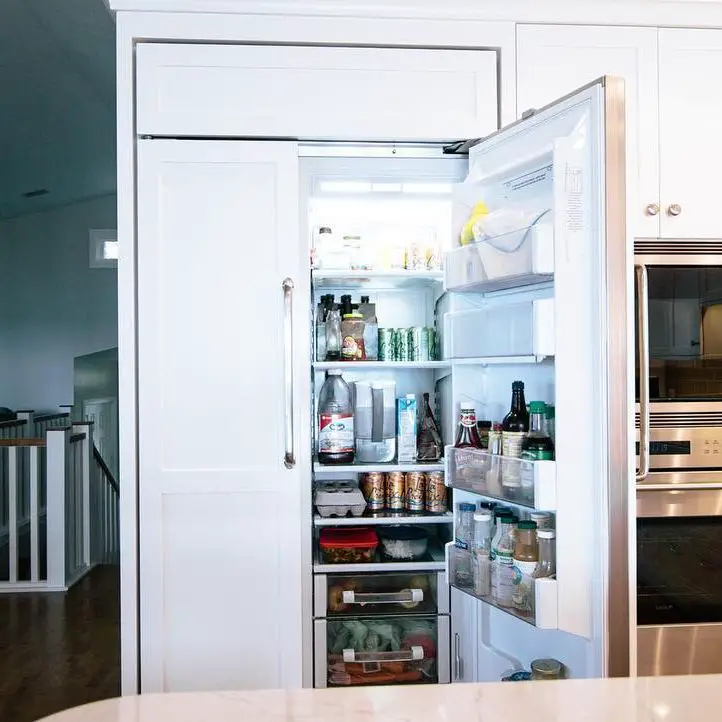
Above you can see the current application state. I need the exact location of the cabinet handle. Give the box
[341,589,424,605]
[342,646,424,663]
[282,277,295,469]
[667,203,682,216]
[644,203,659,217]
[635,265,650,483]
[454,632,461,680]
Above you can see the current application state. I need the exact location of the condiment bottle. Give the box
[512,520,538,615]
[491,514,516,608]
[325,308,342,361]
[502,381,529,496]
[472,511,493,597]
[453,502,476,588]
[455,402,483,448]
[417,392,443,461]
[534,529,556,578]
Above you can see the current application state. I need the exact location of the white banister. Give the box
[8,447,18,583]
[46,428,68,589]
[29,445,40,582]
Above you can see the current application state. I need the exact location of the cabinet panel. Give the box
[659,29,722,239]
[137,140,307,692]
[137,43,498,141]
[451,586,478,683]
[516,25,659,238]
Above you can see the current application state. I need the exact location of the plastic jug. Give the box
[354,381,396,463]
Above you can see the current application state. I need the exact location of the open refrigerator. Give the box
[304,78,631,687]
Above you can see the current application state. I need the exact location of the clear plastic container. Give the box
[318,370,354,465]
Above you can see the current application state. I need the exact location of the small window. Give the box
[89,229,118,268]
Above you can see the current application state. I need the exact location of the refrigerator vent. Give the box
[635,411,722,428]
[635,239,722,256]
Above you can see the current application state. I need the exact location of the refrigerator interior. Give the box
[301,83,613,686]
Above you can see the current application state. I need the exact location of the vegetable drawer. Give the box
[314,614,450,688]
[314,571,449,617]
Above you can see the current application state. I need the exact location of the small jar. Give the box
[530,658,564,680]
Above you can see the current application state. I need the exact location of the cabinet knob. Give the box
[667,203,682,217]
[645,203,660,216]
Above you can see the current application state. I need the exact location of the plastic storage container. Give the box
[377,527,429,561]
[319,527,379,564]
[314,481,367,518]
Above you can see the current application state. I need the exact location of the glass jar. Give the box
[530,658,563,680]
[534,529,556,578]
[453,502,476,587]
[512,520,538,614]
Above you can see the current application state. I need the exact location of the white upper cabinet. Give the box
[136,43,498,141]
[516,25,660,239]
[659,29,722,239]
[136,139,308,693]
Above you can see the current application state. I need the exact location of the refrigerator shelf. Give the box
[314,511,453,527]
[449,579,558,629]
[444,446,556,511]
[314,461,445,474]
[312,269,444,290]
[313,538,446,574]
[451,355,547,366]
[313,361,450,370]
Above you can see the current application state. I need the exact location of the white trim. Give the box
[89,229,119,268]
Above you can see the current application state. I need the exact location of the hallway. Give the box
[0,565,120,722]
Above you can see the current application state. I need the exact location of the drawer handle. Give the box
[342,646,424,663]
[341,588,424,606]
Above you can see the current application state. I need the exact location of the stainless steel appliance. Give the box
[636,486,722,676]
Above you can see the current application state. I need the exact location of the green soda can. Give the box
[408,327,424,362]
[426,327,437,361]
[378,328,394,361]
[418,327,430,362]
[395,328,409,362]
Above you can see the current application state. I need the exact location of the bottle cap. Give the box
[545,405,555,418]
[537,529,556,539]
[512,380,524,390]
[459,502,476,512]
[517,520,537,530]
[529,401,546,413]
[460,402,476,411]
[498,514,516,524]
[342,312,363,319]
[474,512,492,522]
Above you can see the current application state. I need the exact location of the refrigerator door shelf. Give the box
[444,221,554,294]
[444,446,557,511]
[443,298,555,361]
[312,269,444,290]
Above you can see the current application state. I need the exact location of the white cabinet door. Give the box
[136,140,308,693]
[659,29,722,239]
[136,43,498,141]
[450,587,478,683]
[517,25,660,239]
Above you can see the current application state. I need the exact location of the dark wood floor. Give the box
[0,565,120,722]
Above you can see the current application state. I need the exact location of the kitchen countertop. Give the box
[39,675,721,721]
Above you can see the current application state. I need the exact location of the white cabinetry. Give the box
[516,25,659,239]
[450,587,478,683]
[136,44,498,141]
[658,29,722,239]
[136,139,308,693]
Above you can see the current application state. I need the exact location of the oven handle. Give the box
[637,483,722,491]
[635,264,650,482]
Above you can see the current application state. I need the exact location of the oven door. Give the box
[636,485,722,676]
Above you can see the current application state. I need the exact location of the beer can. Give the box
[395,328,409,362]
[408,327,424,362]
[386,472,405,510]
[426,327,437,361]
[426,471,447,513]
[378,328,394,362]
[405,471,426,512]
[361,472,385,511]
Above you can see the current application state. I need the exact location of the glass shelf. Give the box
[313,538,446,574]
[312,269,444,290]
[314,511,453,527]
[314,461,445,474]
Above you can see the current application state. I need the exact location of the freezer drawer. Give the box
[314,572,449,618]
[314,615,450,688]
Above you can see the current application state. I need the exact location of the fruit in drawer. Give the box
[399,589,421,609]
[328,581,357,613]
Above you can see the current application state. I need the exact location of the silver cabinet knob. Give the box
[667,203,682,216]
[645,203,660,216]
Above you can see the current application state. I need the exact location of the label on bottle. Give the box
[491,551,515,606]
[512,560,538,613]
[318,413,354,454]
[460,410,476,427]
[521,449,554,461]
[502,431,526,458]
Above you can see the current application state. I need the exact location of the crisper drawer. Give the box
[136,44,498,140]
[314,615,450,688]
[443,298,555,360]
[314,572,449,618]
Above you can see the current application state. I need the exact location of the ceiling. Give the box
[0,0,116,220]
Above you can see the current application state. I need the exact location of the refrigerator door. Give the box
[447,78,630,678]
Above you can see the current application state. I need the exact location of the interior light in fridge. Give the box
[401,182,453,194]
[371,182,403,193]
[319,181,372,193]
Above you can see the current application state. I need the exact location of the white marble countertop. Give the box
[40,676,721,722]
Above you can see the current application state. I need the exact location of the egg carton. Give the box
[314,480,367,518]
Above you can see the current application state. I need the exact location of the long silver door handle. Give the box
[454,632,461,680]
[282,277,295,469]
[635,264,650,482]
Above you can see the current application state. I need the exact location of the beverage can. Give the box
[426,472,447,513]
[361,472,385,511]
[426,328,437,361]
[386,472,405,510]
[405,472,426,512]
[378,328,394,361]
[408,328,424,362]
[418,327,430,361]
[395,328,409,362]
[405,243,425,270]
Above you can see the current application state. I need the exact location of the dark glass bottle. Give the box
[502,381,529,434]
[455,402,483,448]
[521,401,555,461]
[417,392,443,461]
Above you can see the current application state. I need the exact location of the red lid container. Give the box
[320,527,378,549]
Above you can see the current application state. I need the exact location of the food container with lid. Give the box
[377,526,429,560]
[319,527,379,564]
[314,480,367,518]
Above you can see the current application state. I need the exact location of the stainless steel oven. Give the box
[637,485,722,676]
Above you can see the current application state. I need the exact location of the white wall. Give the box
[0,194,118,410]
